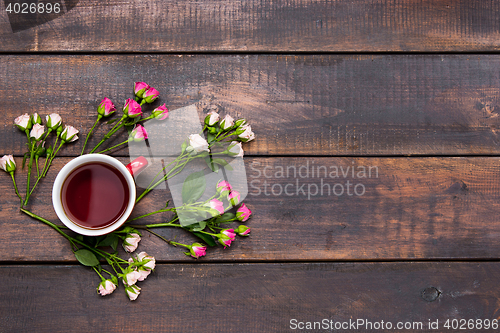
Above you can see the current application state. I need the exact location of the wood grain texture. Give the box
[2,54,500,156]
[2,156,500,262]
[1,262,500,332]
[1,0,500,52]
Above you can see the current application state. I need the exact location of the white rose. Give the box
[238,125,255,142]
[228,141,244,157]
[204,111,219,126]
[220,115,234,130]
[188,134,209,153]
[30,124,45,140]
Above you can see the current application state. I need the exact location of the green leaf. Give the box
[181,171,206,204]
[106,118,120,125]
[191,220,207,231]
[96,234,119,250]
[74,249,100,267]
[204,156,218,172]
[192,231,217,247]
[22,152,29,169]
[215,212,236,224]
[207,132,216,143]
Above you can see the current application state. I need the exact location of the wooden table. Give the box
[2,1,500,332]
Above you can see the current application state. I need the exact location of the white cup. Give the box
[52,154,147,236]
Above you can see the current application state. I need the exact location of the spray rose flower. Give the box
[218,229,236,248]
[189,243,207,259]
[32,113,42,125]
[0,155,16,173]
[97,97,116,117]
[188,134,209,153]
[125,285,141,301]
[30,124,45,141]
[220,115,234,130]
[204,111,219,126]
[208,199,225,215]
[60,125,79,143]
[98,280,117,296]
[123,232,141,253]
[238,124,255,142]
[216,180,232,196]
[134,82,150,98]
[228,190,241,206]
[123,98,142,118]
[152,104,169,120]
[121,268,142,287]
[14,113,32,131]
[45,113,62,130]
[236,203,252,222]
[142,87,159,103]
[236,225,251,236]
[137,251,156,270]
[129,124,148,142]
[228,141,244,157]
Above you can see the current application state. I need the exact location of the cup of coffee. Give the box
[52,154,148,236]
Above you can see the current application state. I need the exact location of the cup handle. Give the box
[126,156,148,177]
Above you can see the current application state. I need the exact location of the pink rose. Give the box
[60,125,79,143]
[236,203,252,222]
[45,113,62,130]
[97,97,116,117]
[123,98,142,118]
[216,180,232,195]
[152,104,169,120]
[136,251,156,270]
[228,141,244,157]
[129,124,148,142]
[218,229,236,248]
[14,113,32,131]
[134,82,150,98]
[190,243,207,258]
[221,228,236,240]
[123,232,141,253]
[228,190,241,206]
[125,285,141,301]
[220,115,234,130]
[122,269,142,287]
[142,87,159,103]
[236,225,251,236]
[0,155,16,173]
[204,110,219,126]
[208,199,225,215]
[30,123,45,141]
[188,134,209,153]
[98,280,116,296]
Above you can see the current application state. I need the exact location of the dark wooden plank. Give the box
[2,54,500,156]
[1,0,500,52]
[1,262,500,332]
[2,156,500,262]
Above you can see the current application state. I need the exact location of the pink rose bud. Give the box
[122,268,142,287]
[45,113,62,130]
[123,98,142,118]
[125,285,141,301]
[221,228,236,240]
[129,124,149,142]
[237,125,255,142]
[216,180,232,196]
[136,251,156,271]
[134,82,150,98]
[0,155,16,173]
[204,110,220,126]
[97,97,116,117]
[14,113,32,131]
[189,243,207,259]
[60,125,79,143]
[152,104,169,120]
[142,87,160,103]
[236,203,252,222]
[98,279,117,296]
[228,141,244,157]
[208,199,225,215]
[218,229,236,248]
[30,123,45,141]
[123,232,141,253]
[32,113,42,125]
[228,190,241,206]
[236,225,251,236]
[188,134,210,153]
[220,115,234,130]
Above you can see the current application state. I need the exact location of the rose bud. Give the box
[188,134,210,153]
[216,180,232,196]
[59,125,79,143]
[35,141,46,157]
[237,125,255,142]
[152,104,169,120]
[97,97,116,117]
[136,251,156,271]
[204,110,219,126]
[234,118,247,127]
[97,279,117,296]
[220,115,234,130]
[129,124,149,142]
[30,124,45,141]
[228,190,241,206]
[32,113,42,125]
[123,98,142,118]
[123,232,141,253]
[134,82,150,98]
[45,113,62,130]
[236,203,252,222]
[236,225,251,236]
[142,87,160,103]
[207,198,225,215]
[227,141,244,157]
[121,268,142,287]
[189,242,207,259]
[0,155,16,173]
[125,285,141,301]
[14,113,32,131]
[218,229,236,248]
